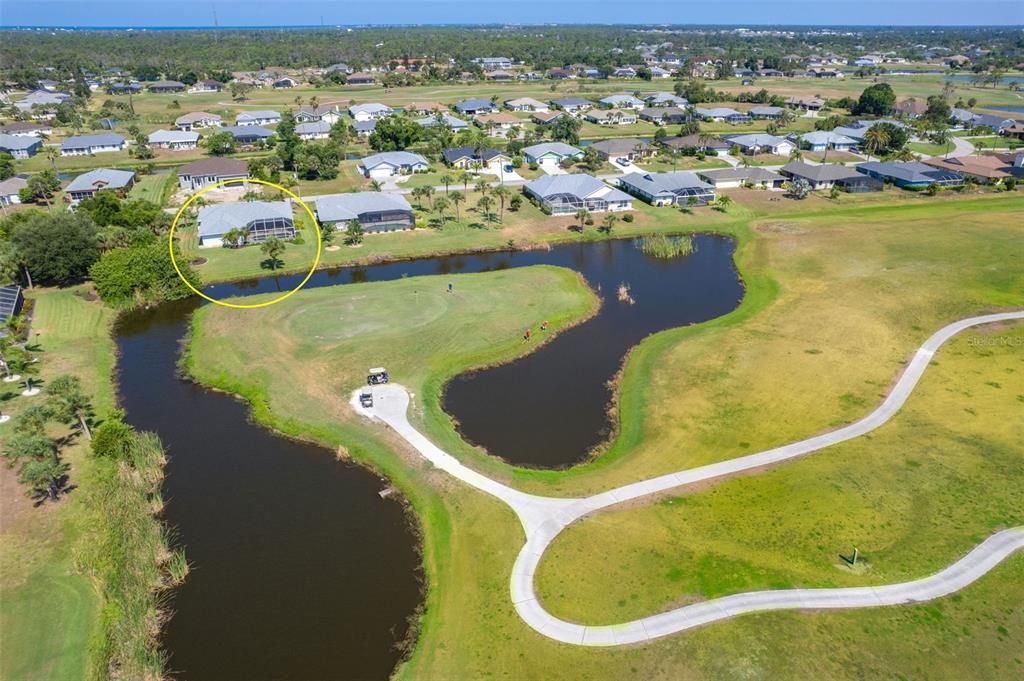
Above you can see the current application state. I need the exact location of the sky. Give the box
[1,1,1022,28]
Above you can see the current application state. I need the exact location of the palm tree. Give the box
[477,195,495,223]
[440,174,453,194]
[433,196,451,224]
[421,185,435,204]
[599,213,618,234]
[474,179,490,196]
[449,190,465,221]
[574,208,590,231]
[46,375,94,440]
[369,179,383,192]
[862,126,890,160]
[715,195,733,212]
[492,185,510,221]
[45,146,59,173]
[459,170,472,192]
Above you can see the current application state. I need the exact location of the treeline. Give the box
[1,26,1021,85]
[0,192,199,307]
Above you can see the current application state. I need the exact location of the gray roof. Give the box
[295,121,332,135]
[455,99,496,113]
[696,107,745,118]
[0,176,28,196]
[698,167,785,183]
[442,147,509,164]
[178,157,249,178]
[599,94,644,107]
[15,90,70,109]
[198,200,292,238]
[148,129,199,144]
[618,171,712,196]
[750,106,785,116]
[222,125,273,139]
[416,114,469,129]
[644,92,687,106]
[65,168,135,193]
[313,192,413,223]
[591,138,650,155]
[522,142,584,159]
[525,173,632,202]
[779,161,861,183]
[0,134,42,152]
[360,151,428,169]
[795,130,859,147]
[236,110,281,122]
[60,133,125,151]
[353,120,377,133]
[857,161,963,184]
[348,103,392,116]
[551,97,592,108]
[726,133,791,148]
[175,111,222,125]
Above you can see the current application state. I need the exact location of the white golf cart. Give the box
[367,367,389,385]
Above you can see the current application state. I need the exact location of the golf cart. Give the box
[367,367,389,385]
[359,388,374,408]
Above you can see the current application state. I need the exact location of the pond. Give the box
[116,233,740,678]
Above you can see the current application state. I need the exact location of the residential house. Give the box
[474,112,521,137]
[792,130,859,152]
[522,142,584,168]
[808,68,844,79]
[611,67,638,79]
[485,70,514,81]
[454,99,498,116]
[749,106,785,119]
[474,57,513,70]
[221,125,274,145]
[547,68,574,80]
[107,81,142,95]
[313,192,416,233]
[585,109,639,125]
[644,92,687,107]
[617,171,715,207]
[0,122,52,137]
[0,134,43,159]
[295,121,332,140]
[695,107,751,124]
[235,110,281,126]
[14,90,71,115]
[599,94,645,110]
[348,103,393,122]
[725,134,795,156]
[147,129,200,150]
[519,72,543,81]
[921,155,1016,184]
[784,96,824,111]
[661,134,728,153]
[189,79,224,93]
[1001,122,1024,140]
[760,69,785,77]
[272,77,297,89]
[698,167,785,189]
[178,157,250,191]
[550,98,593,114]
[895,98,929,118]
[346,72,376,85]
[442,147,511,172]
[148,80,186,93]
[591,138,652,162]
[416,114,470,131]
[525,174,633,214]
[856,161,964,189]
[65,168,136,203]
[639,107,688,125]
[197,200,295,247]
[323,63,352,74]
[175,111,223,131]
[60,133,127,156]
[779,161,881,191]
[353,120,378,136]
[359,151,429,178]
[407,102,445,116]
[951,109,1017,132]
[649,66,673,79]
[0,177,28,206]
[532,111,564,126]
[505,97,549,113]
[832,119,906,144]
[295,104,342,124]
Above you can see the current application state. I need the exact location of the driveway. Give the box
[354,311,1024,646]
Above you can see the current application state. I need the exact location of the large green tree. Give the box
[10,212,100,286]
[368,115,422,151]
[853,83,896,116]
[89,242,199,306]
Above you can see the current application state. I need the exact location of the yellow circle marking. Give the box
[168,178,323,309]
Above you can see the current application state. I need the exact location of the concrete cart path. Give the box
[352,311,1024,646]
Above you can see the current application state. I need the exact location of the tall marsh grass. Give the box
[640,235,696,259]
[75,431,185,681]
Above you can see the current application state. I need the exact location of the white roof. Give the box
[360,151,428,169]
[65,168,135,193]
[522,142,583,159]
[148,129,199,144]
[236,110,281,121]
[348,103,392,115]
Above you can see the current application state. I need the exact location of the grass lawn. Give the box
[965,136,1024,150]
[182,190,1023,680]
[293,161,369,196]
[738,153,791,166]
[128,173,175,206]
[800,150,863,163]
[908,140,956,157]
[637,155,731,172]
[0,287,117,681]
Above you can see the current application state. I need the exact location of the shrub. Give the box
[91,409,136,460]
[621,212,634,223]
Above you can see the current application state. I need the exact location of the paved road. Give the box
[353,311,1024,646]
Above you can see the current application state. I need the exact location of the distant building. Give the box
[0,122,52,137]
[856,161,965,189]
[505,97,549,113]
[0,134,43,159]
[454,99,498,116]
[522,142,584,168]
[197,200,295,247]
[348,103,393,122]
[148,80,187,93]
[235,110,281,127]
[725,134,795,156]
[147,129,199,150]
[698,167,785,189]
[65,168,136,203]
[442,147,511,173]
[175,111,223,131]
[616,171,715,207]
[590,138,652,162]
[60,133,127,156]
[221,125,273,144]
[525,174,633,214]
[346,72,376,85]
[177,158,250,191]
[313,192,415,233]
[0,177,28,206]
[416,113,470,131]
[695,107,751,124]
[295,121,332,140]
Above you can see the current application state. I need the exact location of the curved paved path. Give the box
[352,311,1024,646]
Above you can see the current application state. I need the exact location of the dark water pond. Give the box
[116,233,739,678]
